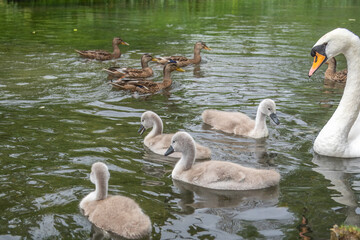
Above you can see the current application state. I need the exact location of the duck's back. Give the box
[176,160,280,190]
[84,195,151,239]
[202,110,255,135]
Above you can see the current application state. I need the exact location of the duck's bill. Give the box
[138,124,146,135]
[308,52,327,77]
[121,41,130,46]
[176,67,185,72]
[164,145,175,156]
[270,113,280,125]
[204,46,212,50]
[152,58,159,62]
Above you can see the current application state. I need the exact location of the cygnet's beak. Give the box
[164,145,175,156]
[138,124,146,135]
[270,113,280,125]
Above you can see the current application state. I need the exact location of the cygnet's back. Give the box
[202,99,279,138]
[80,162,151,239]
[139,111,211,159]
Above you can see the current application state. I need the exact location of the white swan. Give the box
[164,131,280,190]
[80,162,151,239]
[309,28,360,158]
[139,111,211,159]
[202,99,280,138]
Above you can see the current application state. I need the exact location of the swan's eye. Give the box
[268,108,271,111]
[172,140,175,144]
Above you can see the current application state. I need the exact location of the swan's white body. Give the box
[165,132,280,190]
[311,28,360,158]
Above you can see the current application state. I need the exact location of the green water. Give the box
[1,0,360,239]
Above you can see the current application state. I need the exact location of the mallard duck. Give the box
[154,41,211,67]
[202,99,280,139]
[80,162,152,239]
[164,132,280,190]
[75,37,129,61]
[138,111,211,159]
[324,57,347,83]
[103,54,156,79]
[110,61,185,93]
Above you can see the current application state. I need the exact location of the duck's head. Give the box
[142,53,155,63]
[309,28,356,77]
[138,111,158,135]
[90,162,110,185]
[195,41,211,51]
[165,131,195,156]
[259,99,280,125]
[113,37,130,46]
[164,62,185,73]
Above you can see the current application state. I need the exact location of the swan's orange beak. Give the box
[309,52,327,77]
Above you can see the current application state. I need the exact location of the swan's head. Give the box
[138,111,160,135]
[195,41,212,51]
[309,28,357,77]
[90,162,110,185]
[113,37,129,46]
[141,53,155,63]
[164,131,195,156]
[259,99,280,125]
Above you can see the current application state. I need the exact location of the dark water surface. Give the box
[1,0,360,239]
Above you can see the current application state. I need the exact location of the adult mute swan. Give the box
[202,99,280,138]
[80,162,152,239]
[309,28,360,158]
[164,132,280,190]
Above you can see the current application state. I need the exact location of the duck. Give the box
[110,61,184,93]
[308,28,360,158]
[324,57,347,83]
[79,162,151,239]
[164,131,280,190]
[138,111,211,159]
[103,54,156,79]
[202,99,280,138]
[75,37,129,61]
[154,41,211,67]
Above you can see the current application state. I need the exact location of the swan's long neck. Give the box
[193,47,202,64]
[145,115,163,140]
[252,107,267,134]
[319,39,360,142]
[95,173,108,200]
[172,141,196,177]
[112,43,121,58]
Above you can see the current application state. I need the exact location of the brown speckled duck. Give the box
[103,54,156,79]
[154,41,211,67]
[75,37,129,61]
[324,57,347,83]
[110,61,184,93]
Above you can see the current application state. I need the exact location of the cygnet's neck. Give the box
[172,142,196,177]
[145,114,163,141]
[252,106,268,136]
[95,173,108,200]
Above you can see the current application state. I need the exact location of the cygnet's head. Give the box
[90,162,110,185]
[164,131,195,156]
[138,111,159,135]
[259,99,280,125]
